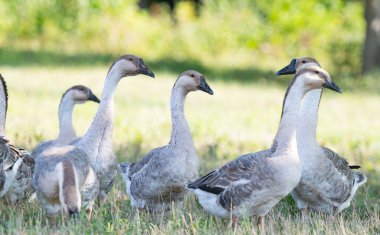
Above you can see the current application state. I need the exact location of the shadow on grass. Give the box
[0,48,281,84]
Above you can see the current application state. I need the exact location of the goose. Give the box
[0,74,34,203]
[70,55,155,200]
[276,57,367,214]
[119,70,214,212]
[31,85,100,160]
[187,66,342,227]
[33,54,154,216]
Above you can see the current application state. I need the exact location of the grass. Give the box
[0,66,379,234]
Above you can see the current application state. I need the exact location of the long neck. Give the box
[56,95,76,144]
[297,89,322,145]
[0,82,7,136]
[168,86,194,148]
[274,80,306,152]
[77,70,120,155]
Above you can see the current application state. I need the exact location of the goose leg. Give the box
[257,216,265,231]
[230,214,238,228]
[332,206,339,215]
[86,202,94,222]
[300,208,309,222]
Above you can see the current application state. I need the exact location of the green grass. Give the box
[0,67,379,234]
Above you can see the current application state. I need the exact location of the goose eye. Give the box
[302,61,306,64]
[128,58,133,61]
[315,71,319,74]
[191,74,195,77]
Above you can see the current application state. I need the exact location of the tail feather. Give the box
[59,161,81,215]
[119,162,133,195]
[119,162,132,180]
[354,172,367,186]
[349,165,361,169]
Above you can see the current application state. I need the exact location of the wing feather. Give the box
[189,149,272,210]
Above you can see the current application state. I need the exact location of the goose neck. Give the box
[56,95,76,143]
[0,81,8,136]
[274,80,306,152]
[297,89,322,145]
[77,70,120,153]
[169,86,194,147]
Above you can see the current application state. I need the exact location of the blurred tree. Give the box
[363,0,380,74]
[138,0,203,22]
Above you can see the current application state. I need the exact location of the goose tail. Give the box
[119,162,133,195]
[59,160,81,217]
[349,165,361,169]
[119,162,132,180]
[353,172,367,187]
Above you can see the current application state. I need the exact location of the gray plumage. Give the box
[188,66,342,220]
[276,57,366,213]
[0,137,34,203]
[31,85,100,160]
[120,70,213,212]
[74,55,155,201]
[33,146,99,215]
[0,74,34,203]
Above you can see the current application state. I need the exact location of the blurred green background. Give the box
[0,0,368,79]
[0,1,379,233]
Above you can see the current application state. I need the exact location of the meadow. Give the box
[0,0,379,234]
[0,65,378,234]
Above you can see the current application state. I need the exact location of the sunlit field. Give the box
[0,67,378,234]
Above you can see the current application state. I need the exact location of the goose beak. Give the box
[323,80,342,93]
[138,59,155,78]
[197,77,214,95]
[276,59,297,75]
[88,91,100,103]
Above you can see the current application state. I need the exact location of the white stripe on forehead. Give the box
[296,57,321,70]
[295,66,330,81]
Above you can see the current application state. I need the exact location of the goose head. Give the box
[65,85,100,104]
[107,54,155,78]
[295,66,341,93]
[176,70,214,95]
[276,57,320,75]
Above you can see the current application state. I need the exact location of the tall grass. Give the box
[0,67,378,234]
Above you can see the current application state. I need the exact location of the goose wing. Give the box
[129,146,183,199]
[322,146,353,175]
[31,141,55,159]
[189,149,272,209]
[321,146,355,203]
[128,146,166,177]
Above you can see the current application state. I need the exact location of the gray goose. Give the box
[120,70,213,212]
[33,55,154,217]
[31,85,100,160]
[0,74,34,204]
[188,66,342,226]
[71,55,155,200]
[276,57,367,214]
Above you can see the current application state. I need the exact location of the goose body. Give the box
[31,85,100,160]
[188,66,342,223]
[276,57,367,213]
[0,74,34,203]
[33,146,99,215]
[33,55,154,216]
[120,70,214,212]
